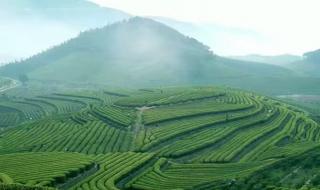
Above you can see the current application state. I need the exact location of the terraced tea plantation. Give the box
[1,86,320,190]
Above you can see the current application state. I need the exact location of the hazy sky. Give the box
[90,0,320,55]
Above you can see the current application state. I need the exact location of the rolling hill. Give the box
[0,0,130,64]
[1,17,306,95]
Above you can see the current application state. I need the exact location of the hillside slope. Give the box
[0,17,298,93]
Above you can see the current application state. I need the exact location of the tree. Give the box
[18,74,29,85]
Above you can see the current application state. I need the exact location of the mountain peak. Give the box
[0,17,213,85]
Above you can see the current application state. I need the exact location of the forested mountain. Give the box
[0,17,300,93]
[0,0,130,64]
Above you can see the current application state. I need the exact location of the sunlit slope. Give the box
[1,86,320,189]
[0,17,295,89]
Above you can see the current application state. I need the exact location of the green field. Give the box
[1,86,320,190]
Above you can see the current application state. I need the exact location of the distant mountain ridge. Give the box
[232,50,320,78]
[0,0,130,28]
[303,49,320,63]
[0,0,130,64]
[229,54,302,66]
[285,49,320,77]
[149,16,267,56]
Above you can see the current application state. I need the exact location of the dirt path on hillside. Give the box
[131,106,154,150]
